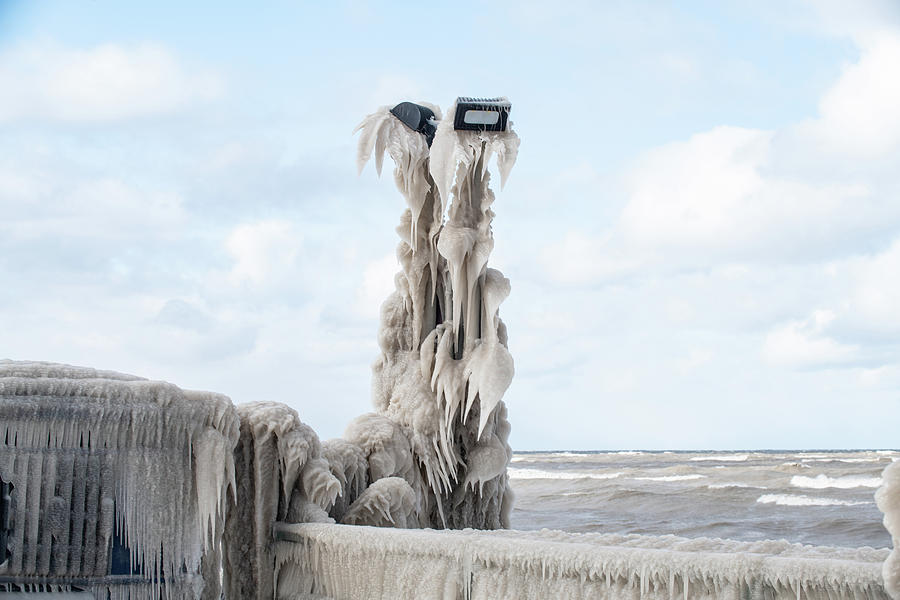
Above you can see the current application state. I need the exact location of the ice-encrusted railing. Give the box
[273,522,891,600]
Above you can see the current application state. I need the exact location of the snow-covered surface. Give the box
[877,461,900,599]
[274,522,891,600]
[0,360,239,600]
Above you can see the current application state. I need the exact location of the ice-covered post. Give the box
[357,98,519,529]
[877,460,900,600]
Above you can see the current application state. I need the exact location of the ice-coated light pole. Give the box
[356,97,519,529]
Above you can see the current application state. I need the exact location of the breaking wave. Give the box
[634,474,706,482]
[756,494,870,507]
[508,468,623,480]
[802,458,886,464]
[790,474,882,489]
[707,483,766,490]
[690,454,749,462]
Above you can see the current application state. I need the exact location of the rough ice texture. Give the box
[877,461,900,599]
[0,360,240,600]
[274,522,891,600]
[356,100,519,530]
[341,477,417,528]
[222,401,340,600]
[321,439,368,523]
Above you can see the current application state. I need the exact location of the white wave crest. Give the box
[757,494,870,507]
[635,474,706,482]
[707,483,767,490]
[690,454,749,462]
[801,458,886,464]
[508,468,623,480]
[790,474,882,489]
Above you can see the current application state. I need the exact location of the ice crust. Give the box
[0,360,240,600]
[877,461,900,598]
[356,100,518,530]
[274,522,891,600]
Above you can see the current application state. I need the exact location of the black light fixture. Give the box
[453,97,510,132]
[389,102,437,147]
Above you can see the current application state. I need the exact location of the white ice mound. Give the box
[877,460,900,599]
[0,360,240,600]
[344,413,416,485]
[341,477,417,528]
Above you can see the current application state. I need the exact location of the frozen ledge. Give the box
[273,523,890,600]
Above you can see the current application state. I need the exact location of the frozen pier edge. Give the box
[274,522,891,600]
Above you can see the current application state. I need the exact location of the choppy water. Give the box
[508,450,897,548]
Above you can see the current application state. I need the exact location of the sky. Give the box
[1,1,898,450]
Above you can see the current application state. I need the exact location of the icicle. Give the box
[0,361,240,600]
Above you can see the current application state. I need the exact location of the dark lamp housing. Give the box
[453,97,511,132]
[389,102,437,147]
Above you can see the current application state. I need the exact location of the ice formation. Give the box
[877,460,900,599]
[320,439,368,523]
[223,401,340,600]
[274,522,891,600]
[356,99,519,530]
[0,360,240,600]
[341,477,417,529]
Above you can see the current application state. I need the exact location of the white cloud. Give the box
[621,126,771,249]
[763,310,859,367]
[847,237,900,331]
[858,363,900,388]
[226,220,303,286]
[797,32,900,157]
[619,126,874,261]
[546,30,900,286]
[804,0,900,41]
[0,42,221,122]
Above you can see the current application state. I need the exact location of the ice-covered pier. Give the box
[274,522,891,600]
[2,96,899,599]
